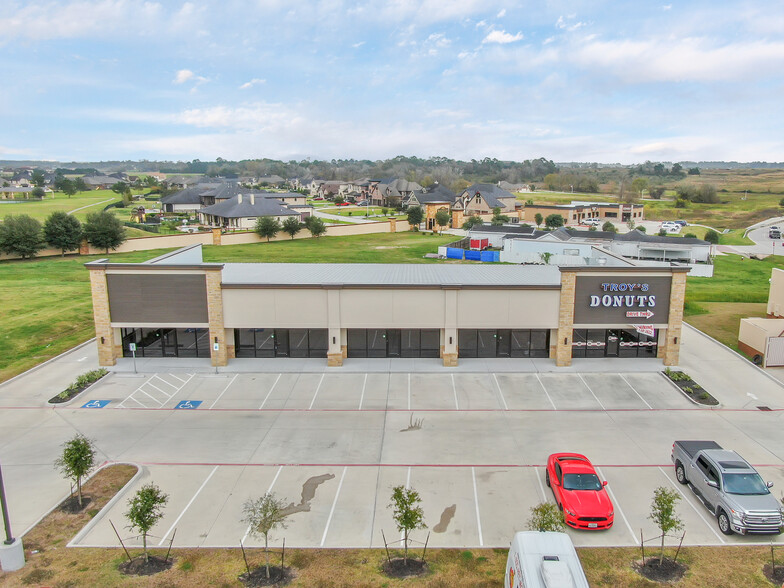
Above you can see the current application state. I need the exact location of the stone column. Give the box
[663,272,687,366]
[205,268,227,367]
[451,210,464,229]
[79,239,90,255]
[556,271,577,366]
[212,228,222,246]
[89,267,117,366]
[388,217,397,233]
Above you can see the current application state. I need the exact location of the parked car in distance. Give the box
[504,531,589,588]
[769,226,781,239]
[671,440,783,535]
[355,200,370,206]
[545,453,614,530]
[583,218,600,226]
[312,196,323,201]
[674,220,688,226]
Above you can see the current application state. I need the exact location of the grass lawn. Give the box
[0,232,455,382]
[320,206,406,219]
[0,190,121,222]
[684,254,784,352]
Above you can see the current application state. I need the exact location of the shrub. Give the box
[704,229,720,244]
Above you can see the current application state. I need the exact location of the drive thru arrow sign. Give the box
[626,309,654,319]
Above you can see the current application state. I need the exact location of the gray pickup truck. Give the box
[671,440,783,535]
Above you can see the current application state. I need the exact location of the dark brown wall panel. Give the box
[573,275,671,325]
[107,274,208,323]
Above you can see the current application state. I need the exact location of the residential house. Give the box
[406,184,458,230]
[522,201,644,225]
[457,183,519,217]
[368,178,422,207]
[199,193,302,230]
[498,181,531,193]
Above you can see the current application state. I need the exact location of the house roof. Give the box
[414,183,457,205]
[82,175,119,185]
[199,194,299,219]
[221,262,561,288]
[462,183,517,209]
[160,187,203,205]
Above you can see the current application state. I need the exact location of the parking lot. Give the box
[45,370,784,550]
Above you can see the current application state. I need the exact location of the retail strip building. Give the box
[87,245,687,368]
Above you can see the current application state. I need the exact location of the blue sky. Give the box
[2,0,784,164]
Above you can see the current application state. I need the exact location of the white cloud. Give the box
[572,38,784,82]
[497,9,506,18]
[173,69,195,84]
[662,4,672,10]
[0,0,164,44]
[482,30,523,44]
[555,14,585,32]
[239,78,266,89]
[352,41,366,48]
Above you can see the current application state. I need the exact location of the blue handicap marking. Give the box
[175,400,202,410]
[81,400,110,409]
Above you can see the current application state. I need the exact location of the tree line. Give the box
[0,211,127,259]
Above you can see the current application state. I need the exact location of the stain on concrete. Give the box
[400,413,424,433]
[433,504,456,533]
[478,469,508,482]
[280,473,335,517]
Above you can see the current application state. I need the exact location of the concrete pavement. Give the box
[1,329,784,550]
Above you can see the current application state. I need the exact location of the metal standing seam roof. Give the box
[220,263,562,287]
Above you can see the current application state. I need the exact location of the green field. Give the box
[0,232,455,382]
[320,206,406,219]
[0,189,122,221]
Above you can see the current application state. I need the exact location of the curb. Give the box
[47,371,113,408]
[658,371,717,408]
[21,461,141,540]
[67,462,144,547]
[0,338,96,388]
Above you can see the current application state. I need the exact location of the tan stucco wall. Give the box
[456,290,559,328]
[223,289,329,327]
[768,268,784,316]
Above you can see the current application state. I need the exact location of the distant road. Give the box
[67,198,115,215]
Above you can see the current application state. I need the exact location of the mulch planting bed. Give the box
[58,495,93,514]
[118,555,173,576]
[663,370,719,406]
[763,563,784,584]
[239,565,294,586]
[382,557,429,579]
[634,557,688,583]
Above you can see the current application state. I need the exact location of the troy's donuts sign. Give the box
[590,282,656,308]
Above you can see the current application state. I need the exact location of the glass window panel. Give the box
[511,330,531,358]
[140,328,162,357]
[420,330,440,358]
[347,329,367,358]
[308,329,328,357]
[289,329,309,358]
[458,330,477,358]
[235,329,255,357]
[255,329,275,358]
[401,329,420,358]
[571,329,587,358]
[121,328,139,357]
[585,329,606,358]
[194,328,210,358]
[530,330,550,358]
[638,330,658,357]
[618,329,639,358]
[176,328,197,358]
[367,329,387,358]
[477,330,497,358]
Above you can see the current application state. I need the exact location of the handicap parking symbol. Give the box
[175,400,202,410]
[81,400,110,409]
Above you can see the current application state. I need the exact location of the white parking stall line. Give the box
[259,374,282,410]
[121,396,148,409]
[308,374,326,410]
[137,388,165,406]
[407,373,411,411]
[535,467,549,502]
[451,374,459,410]
[492,374,509,410]
[595,467,637,544]
[145,380,173,399]
[209,374,238,409]
[535,373,557,410]
[116,375,155,408]
[657,466,725,544]
[578,374,605,411]
[358,374,368,410]
[168,373,187,384]
[158,466,219,545]
[471,467,484,547]
[618,373,653,409]
[152,374,180,390]
[320,466,347,547]
[242,465,284,544]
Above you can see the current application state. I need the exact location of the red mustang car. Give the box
[545,453,614,530]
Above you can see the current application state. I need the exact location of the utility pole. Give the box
[0,461,25,571]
